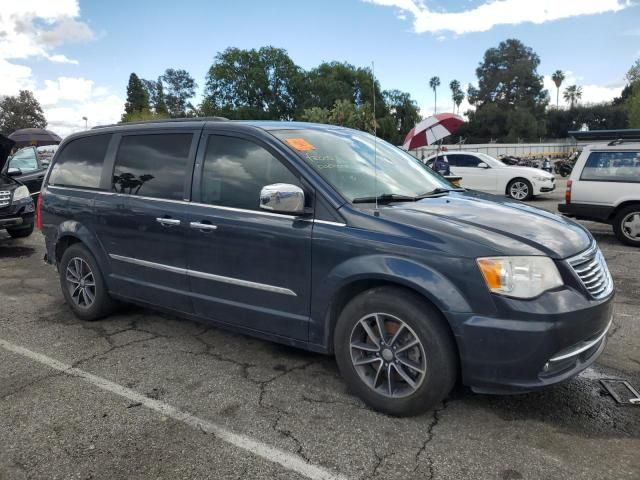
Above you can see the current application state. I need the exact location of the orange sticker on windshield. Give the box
[285,138,315,151]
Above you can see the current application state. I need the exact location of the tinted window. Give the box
[9,148,39,172]
[581,151,640,183]
[48,134,111,188]
[113,134,193,200]
[456,154,481,167]
[201,135,300,210]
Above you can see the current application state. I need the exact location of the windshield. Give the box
[272,128,452,202]
[9,148,38,173]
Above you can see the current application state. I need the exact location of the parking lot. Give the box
[1,178,638,480]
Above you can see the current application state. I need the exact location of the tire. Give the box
[59,243,117,321]
[7,223,34,238]
[334,286,458,416]
[507,178,533,201]
[613,205,640,247]
[560,171,568,178]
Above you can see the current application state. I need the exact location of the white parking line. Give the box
[0,338,349,480]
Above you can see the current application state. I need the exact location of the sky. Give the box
[1,0,639,136]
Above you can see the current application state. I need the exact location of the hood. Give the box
[505,166,554,178]
[376,191,591,259]
[0,134,16,171]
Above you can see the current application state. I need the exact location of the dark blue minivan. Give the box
[40,119,614,416]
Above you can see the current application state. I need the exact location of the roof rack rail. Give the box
[92,116,229,129]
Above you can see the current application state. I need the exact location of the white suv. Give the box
[425,151,555,200]
[558,142,640,247]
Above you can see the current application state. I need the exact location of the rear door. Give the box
[572,150,640,206]
[185,130,313,340]
[454,154,497,192]
[105,130,199,313]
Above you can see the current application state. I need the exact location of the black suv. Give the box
[40,119,614,416]
[0,135,36,238]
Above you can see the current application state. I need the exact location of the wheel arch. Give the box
[610,200,640,220]
[505,176,532,196]
[53,221,110,274]
[318,256,471,355]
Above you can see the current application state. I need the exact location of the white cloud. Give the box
[0,2,123,136]
[543,71,625,107]
[363,0,630,35]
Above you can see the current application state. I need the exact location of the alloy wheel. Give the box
[510,181,529,200]
[622,212,640,240]
[349,313,427,398]
[65,257,96,308]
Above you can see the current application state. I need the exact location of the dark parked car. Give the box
[0,136,36,238]
[40,119,614,416]
[3,146,50,197]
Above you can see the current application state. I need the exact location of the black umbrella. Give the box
[8,128,62,148]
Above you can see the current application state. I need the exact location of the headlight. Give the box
[533,175,551,182]
[477,256,563,299]
[12,185,30,201]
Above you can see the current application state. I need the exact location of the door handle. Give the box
[156,217,181,227]
[189,221,217,232]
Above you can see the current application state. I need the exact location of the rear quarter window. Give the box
[580,151,640,183]
[48,134,112,188]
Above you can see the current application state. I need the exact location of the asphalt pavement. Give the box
[1,178,638,480]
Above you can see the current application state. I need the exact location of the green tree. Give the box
[161,68,196,118]
[301,107,330,124]
[626,58,640,84]
[546,103,627,137]
[141,77,168,115]
[563,85,583,109]
[429,76,440,113]
[382,89,421,144]
[122,73,150,121]
[0,90,47,133]
[202,46,303,120]
[551,70,565,109]
[449,80,460,113]
[628,83,640,128]
[464,39,548,141]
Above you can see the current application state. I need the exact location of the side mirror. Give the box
[477,162,489,169]
[260,183,305,215]
[7,167,22,177]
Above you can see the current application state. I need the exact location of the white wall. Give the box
[409,141,577,160]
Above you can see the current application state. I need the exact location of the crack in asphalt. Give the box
[412,399,449,479]
[369,448,396,479]
[0,370,66,401]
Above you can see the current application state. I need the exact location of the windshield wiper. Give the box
[352,193,418,204]
[416,187,466,198]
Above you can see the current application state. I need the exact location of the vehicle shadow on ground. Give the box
[0,235,36,259]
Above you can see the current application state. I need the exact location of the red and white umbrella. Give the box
[402,113,464,150]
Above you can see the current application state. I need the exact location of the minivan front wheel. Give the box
[59,244,116,321]
[334,287,457,416]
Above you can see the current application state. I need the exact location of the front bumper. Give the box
[533,179,556,195]
[448,287,614,394]
[0,198,35,230]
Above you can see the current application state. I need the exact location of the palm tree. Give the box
[429,76,440,114]
[449,79,460,113]
[551,70,565,109]
[563,85,583,109]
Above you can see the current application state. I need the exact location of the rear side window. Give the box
[112,134,193,200]
[456,154,481,167]
[48,134,111,188]
[581,151,640,183]
[200,135,300,211]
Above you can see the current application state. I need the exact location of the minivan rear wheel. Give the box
[334,287,457,416]
[613,205,640,247]
[59,244,117,321]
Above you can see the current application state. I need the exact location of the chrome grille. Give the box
[567,244,613,299]
[0,190,10,208]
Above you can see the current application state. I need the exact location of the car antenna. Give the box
[372,61,379,217]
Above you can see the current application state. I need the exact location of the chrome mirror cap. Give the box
[260,183,305,214]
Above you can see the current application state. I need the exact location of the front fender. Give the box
[310,254,477,347]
